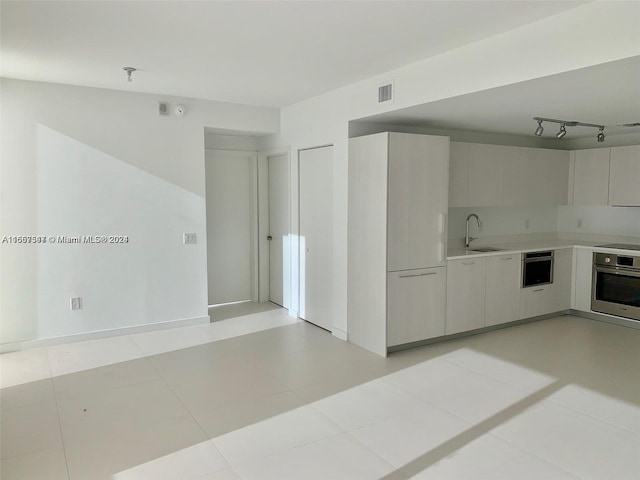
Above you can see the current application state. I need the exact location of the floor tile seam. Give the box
[52,369,170,404]
[305,401,352,433]
[51,374,163,402]
[133,323,303,359]
[51,377,72,480]
[0,379,56,410]
[485,430,588,479]
[377,376,479,426]
[543,396,640,438]
[47,353,148,379]
[341,429,404,471]
[214,429,347,469]
[440,356,548,394]
[141,350,214,445]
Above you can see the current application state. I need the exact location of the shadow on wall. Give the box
[10,125,209,342]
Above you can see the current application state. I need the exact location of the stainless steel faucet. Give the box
[465,213,482,248]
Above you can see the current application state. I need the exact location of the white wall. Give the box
[261,1,640,337]
[558,206,640,238]
[448,207,559,243]
[0,78,279,347]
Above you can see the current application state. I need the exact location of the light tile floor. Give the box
[1,313,639,479]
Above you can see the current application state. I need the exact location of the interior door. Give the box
[205,150,255,305]
[299,146,333,330]
[268,153,288,307]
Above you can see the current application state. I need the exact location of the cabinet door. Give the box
[449,142,469,207]
[387,133,449,271]
[573,248,593,312]
[467,144,503,206]
[485,254,521,326]
[502,147,569,206]
[552,248,572,312]
[609,145,640,206]
[519,285,554,319]
[572,148,610,205]
[446,258,486,334]
[387,267,446,347]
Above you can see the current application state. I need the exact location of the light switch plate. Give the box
[183,233,197,244]
[70,297,82,310]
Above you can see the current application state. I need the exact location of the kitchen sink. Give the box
[468,247,505,253]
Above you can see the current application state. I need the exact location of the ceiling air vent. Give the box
[378,82,393,103]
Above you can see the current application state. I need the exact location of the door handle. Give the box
[399,272,437,278]
[267,236,272,241]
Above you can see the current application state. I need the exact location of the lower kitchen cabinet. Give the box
[552,248,573,312]
[519,284,554,319]
[446,258,486,334]
[387,267,446,347]
[573,248,594,312]
[519,248,572,318]
[485,254,521,326]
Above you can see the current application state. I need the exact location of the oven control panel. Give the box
[594,252,640,268]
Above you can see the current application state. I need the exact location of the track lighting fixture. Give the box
[123,66,136,82]
[556,124,567,139]
[533,117,607,143]
[535,119,544,136]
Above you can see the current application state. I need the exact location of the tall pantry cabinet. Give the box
[348,132,449,356]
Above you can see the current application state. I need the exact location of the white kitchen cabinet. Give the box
[485,254,521,326]
[446,257,486,334]
[467,144,503,207]
[449,141,469,207]
[387,267,446,347]
[571,148,610,205]
[387,134,449,271]
[519,284,554,319]
[572,247,594,312]
[451,142,570,207]
[519,248,572,319]
[503,147,570,206]
[551,248,572,312]
[608,145,640,206]
[348,132,450,356]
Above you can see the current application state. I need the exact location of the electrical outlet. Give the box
[183,233,197,244]
[70,297,82,310]
[525,219,530,229]
[577,218,584,228]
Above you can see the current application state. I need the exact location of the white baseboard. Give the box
[0,315,210,353]
[332,328,348,341]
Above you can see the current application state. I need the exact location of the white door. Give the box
[205,150,255,305]
[268,153,289,307]
[299,146,333,330]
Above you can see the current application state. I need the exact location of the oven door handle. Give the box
[524,257,553,263]
[594,265,640,278]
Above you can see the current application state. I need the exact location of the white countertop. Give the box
[447,238,640,260]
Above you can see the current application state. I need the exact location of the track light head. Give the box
[597,127,605,143]
[556,124,567,139]
[535,120,544,136]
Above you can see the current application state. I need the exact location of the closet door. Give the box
[299,146,333,331]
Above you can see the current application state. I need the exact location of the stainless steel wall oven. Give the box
[592,252,640,321]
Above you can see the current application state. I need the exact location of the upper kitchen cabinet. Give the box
[571,148,610,205]
[608,145,640,206]
[387,133,449,271]
[449,142,570,207]
[467,143,504,206]
[449,142,469,207]
[503,147,570,206]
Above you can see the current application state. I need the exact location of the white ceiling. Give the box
[356,56,640,145]
[1,0,586,108]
